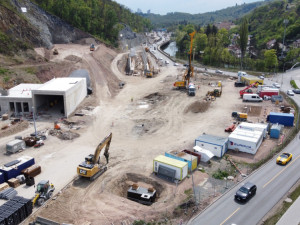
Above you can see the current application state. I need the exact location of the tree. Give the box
[239,18,249,69]
[264,49,278,72]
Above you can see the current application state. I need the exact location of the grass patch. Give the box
[262,182,300,225]
[0,67,9,75]
[212,169,229,179]
[24,67,37,74]
[290,80,298,89]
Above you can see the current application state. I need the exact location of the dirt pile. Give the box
[0,120,29,138]
[184,101,211,113]
[49,129,80,140]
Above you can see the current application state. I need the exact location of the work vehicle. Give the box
[32,180,55,206]
[287,90,294,96]
[232,112,247,122]
[174,31,195,90]
[243,94,263,102]
[77,133,112,180]
[145,70,153,78]
[207,88,222,97]
[234,81,245,87]
[188,83,196,96]
[90,44,95,51]
[258,88,279,98]
[276,153,292,165]
[293,89,300,94]
[239,82,259,97]
[234,182,257,203]
[273,83,280,88]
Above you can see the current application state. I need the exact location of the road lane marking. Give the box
[220,207,240,225]
[263,154,300,188]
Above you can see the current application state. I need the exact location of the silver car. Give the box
[287,90,294,96]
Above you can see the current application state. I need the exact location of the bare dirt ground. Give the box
[0,42,293,225]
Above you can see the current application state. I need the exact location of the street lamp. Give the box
[32,106,37,137]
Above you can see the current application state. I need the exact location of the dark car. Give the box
[293,89,300,94]
[235,182,257,202]
[234,82,246,87]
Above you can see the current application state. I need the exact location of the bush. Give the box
[212,169,229,179]
[290,80,298,89]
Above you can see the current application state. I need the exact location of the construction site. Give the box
[0,31,296,225]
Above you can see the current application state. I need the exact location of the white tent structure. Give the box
[193,146,214,162]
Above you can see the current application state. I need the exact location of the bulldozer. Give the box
[32,180,55,207]
[206,88,222,97]
[77,132,112,180]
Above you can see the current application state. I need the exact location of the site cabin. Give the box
[6,140,26,154]
[243,94,263,102]
[153,155,188,182]
[194,134,228,158]
[258,88,279,98]
[237,122,269,139]
[164,152,197,171]
[228,128,264,154]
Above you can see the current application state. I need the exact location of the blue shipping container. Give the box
[270,124,282,139]
[0,156,35,182]
[0,172,4,184]
[268,112,294,126]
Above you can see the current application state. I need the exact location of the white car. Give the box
[273,83,281,88]
[174,63,179,66]
[165,60,169,64]
[215,70,223,74]
[287,90,294,96]
[159,57,163,60]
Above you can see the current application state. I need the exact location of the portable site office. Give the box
[164,152,197,171]
[153,155,188,182]
[237,122,269,138]
[195,134,228,157]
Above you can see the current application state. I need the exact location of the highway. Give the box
[188,68,300,225]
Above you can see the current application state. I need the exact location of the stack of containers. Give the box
[0,156,35,182]
[0,196,32,225]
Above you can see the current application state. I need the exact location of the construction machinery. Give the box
[77,132,112,180]
[32,180,55,207]
[239,82,259,97]
[90,44,95,51]
[232,112,248,122]
[207,81,222,97]
[174,31,196,93]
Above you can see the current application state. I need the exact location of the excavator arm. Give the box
[185,31,196,84]
[92,132,112,165]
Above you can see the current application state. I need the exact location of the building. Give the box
[0,77,87,118]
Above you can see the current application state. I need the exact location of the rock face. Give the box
[2,0,92,49]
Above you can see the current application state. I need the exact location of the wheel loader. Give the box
[32,180,55,207]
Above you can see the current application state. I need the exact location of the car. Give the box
[234,182,257,202]
[259,75,265,80]
[234,82,246,87]
[173,63,179,66]
[287,90,294,96]
[293,89,300,94]
[165,60,169,64]
[273,83,281,88]
[159,57,163,60]
[215,70,223,74]
[183,63,189,67]
[276,153,292,165]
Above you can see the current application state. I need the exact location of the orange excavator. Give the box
[174,31,196,89]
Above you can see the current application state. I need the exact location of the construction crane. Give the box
[239,82,259,97]
[174,31,196,90]
[77,133,112,180]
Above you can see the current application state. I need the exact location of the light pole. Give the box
[32,106,37,137]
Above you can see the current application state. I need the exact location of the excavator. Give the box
[174,31,196,91]
[77,132,112,180]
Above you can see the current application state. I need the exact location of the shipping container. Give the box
[270,124,282,139]
[267,112,294,126]
[0,156,35,182]
[153,155,188,181]
[165,152,197,171]
[195,134,228,157]
[228,129,263,154]
[258,88,279,98]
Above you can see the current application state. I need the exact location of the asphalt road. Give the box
[188,68,300,225]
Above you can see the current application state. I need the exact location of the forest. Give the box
[33,0,153,46]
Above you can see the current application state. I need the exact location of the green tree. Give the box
[264,49,278,72]
[239,18,249,69]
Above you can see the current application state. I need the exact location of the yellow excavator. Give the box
[174,31,196,89]
[77,133,112,180]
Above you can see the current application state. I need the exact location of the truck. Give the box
[188,83,196,96]
[258,88,279,98]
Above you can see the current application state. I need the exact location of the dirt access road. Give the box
[0,43,276,224]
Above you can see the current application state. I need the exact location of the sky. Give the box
[113,0,260,15]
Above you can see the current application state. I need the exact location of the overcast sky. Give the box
[113,0,260,15]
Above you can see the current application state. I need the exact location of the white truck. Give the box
[188,83,196,96]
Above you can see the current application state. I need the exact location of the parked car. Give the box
[287,90,294,96]
[243,94,263,102]
[235,182,257,202]
[165,60,169,64]
[293,89,300,94]
[234,82,246,87]
[271,95,283,102]
[259,75,265,80]
[276,153,292,165]
[174,63,179,66]
[215,70,223,74]
[273,83,281,88]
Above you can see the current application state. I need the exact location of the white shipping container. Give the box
[153,155,188,181]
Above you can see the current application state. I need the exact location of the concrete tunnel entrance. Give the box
[34,94,65,115]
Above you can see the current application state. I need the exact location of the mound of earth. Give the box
[184,101,211,113]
